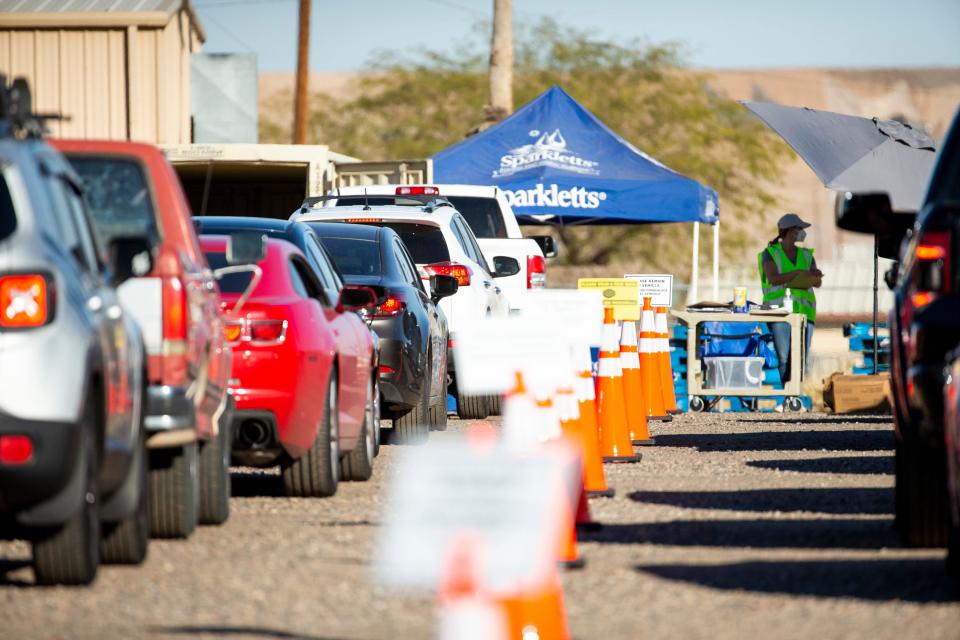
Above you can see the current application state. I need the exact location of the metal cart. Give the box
[670,308,807,412]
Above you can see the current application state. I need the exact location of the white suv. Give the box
[290,192,513,419]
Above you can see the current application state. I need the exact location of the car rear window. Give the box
[68,156,158,247]
[204,251,253,294]
[444,196,508,239]
[320,237,382,276]
[377,222,449,264]
[0,173,15,242]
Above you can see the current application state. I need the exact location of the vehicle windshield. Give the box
[204,251,253,294]
[376,222,449,264]
[319,237,381,276]
[444,196,508,239]
[68,156,158,248]
[0,172,16,243]
[924,112,960,208]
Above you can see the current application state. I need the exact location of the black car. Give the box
[839,106,960,548]
[307,222,457,438]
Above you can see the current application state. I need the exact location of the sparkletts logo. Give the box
[494,128,600,178]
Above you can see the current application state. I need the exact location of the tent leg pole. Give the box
[873,235,879,376]
[712,220,720,301]
[689,222,700,304]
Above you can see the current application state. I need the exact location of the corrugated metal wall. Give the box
[0,9,200,143]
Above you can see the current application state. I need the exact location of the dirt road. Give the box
[2,412,958,639]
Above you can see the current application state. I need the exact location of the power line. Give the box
[195,0,295,7]
[422,0,487,17]
[195,7,256,51]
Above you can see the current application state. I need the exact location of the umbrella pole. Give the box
[690,222,700,304]
[873,235,879,376]
[712,220,720,301]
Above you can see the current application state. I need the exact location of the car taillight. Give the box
[527,255,546,289]
[373,295,406,318]
[225,320,243,342]
[396,186,439,196]
[915,230,952,294]
[0,274,50,328]
[249,319,287,344]
[162,276,187,340]
[379,364,396,375]
[423,262,471,287]
[912,292,936,308]
[0,434,33,465]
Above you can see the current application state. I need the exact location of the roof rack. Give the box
[0,75,66,140]
[296,193,455,215]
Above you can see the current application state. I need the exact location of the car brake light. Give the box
[0,274,50,328]
[912,292,936,308]
[162,276,187,340]
[346,218,381,223]
[379,364,396,375]
[396,186,439,196]
[249,319,287,343]
[423,262,471,287]
[526,255,546,289]
[0,435,33,465]
[916,244,946,260]
[373,295,405,318]
[915,230,952,294]
[225,320,243,342]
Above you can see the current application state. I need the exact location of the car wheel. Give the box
[429,394,448,432]
[947,513,960,579]
[895,437,949,547]
[32,422,100,585]
[372,371,382,457]
[100,438,149,565]
[486,393,502,416]
[341,375,376,482]
[148,442,199,539]
[282,370,340,497]
[198,395,233,525]
[456,392,489,420]
[393,390,430,445]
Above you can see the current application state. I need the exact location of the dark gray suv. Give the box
[0,77,152,585]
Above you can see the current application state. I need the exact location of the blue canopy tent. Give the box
[432,85,722,300]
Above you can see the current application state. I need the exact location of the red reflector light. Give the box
[378,364,396,375]
[0,274,49,328]
[423,262,471,287]
[396,186,439,196]
[526,255,546,289]
[374,296,405,317]
[225,321,243,342]
[249,319,286,343]
[447,338,456,349]
[0,435,33,465]
[162,276,187,340]
[916,244,946,260]
[912,292,935,308]
[346,218,381,223]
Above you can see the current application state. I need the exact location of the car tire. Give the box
[100,440,149,565]
[486,393,502,416]
[456,392,489,420]
[148,442,199,539]
[429,395,448,432]
[341,375,376,482]
[947,514,960,579]
[282,370,340,497]
[32,424,100,586]
[393,392,429,445]
[198,395,233,526]
[372,371,382,458]
[895,437,949,547]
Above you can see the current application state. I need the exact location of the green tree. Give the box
[261,19,791,274]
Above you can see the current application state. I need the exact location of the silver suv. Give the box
[0,78,152,585]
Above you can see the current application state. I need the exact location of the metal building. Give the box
[0,0,205,143]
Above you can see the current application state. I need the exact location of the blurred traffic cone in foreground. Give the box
[437,539,508,640]
[597,308,641,463]
[502,372,545,454]
[620,318,654,446]
[655,306,678,414]
[639,297,670,422]
[575,359,614,497]
[498,573,571,640]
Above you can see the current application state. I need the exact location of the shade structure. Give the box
[433,86,719,226]
[740,101,936,212]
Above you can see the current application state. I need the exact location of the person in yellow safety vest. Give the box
[758,213,823,384]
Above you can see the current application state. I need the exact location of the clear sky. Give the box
[192,0,960,72]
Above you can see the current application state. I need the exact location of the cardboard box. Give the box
[822,372,891,414]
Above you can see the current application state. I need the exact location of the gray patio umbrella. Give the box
[741,101,938,375]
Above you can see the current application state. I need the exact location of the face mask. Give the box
[796,229,807,242]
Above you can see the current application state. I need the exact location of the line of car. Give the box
[0,77,556,585]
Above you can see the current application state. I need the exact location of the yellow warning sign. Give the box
[576,278,640,321]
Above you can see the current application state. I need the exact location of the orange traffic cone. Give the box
[639,297,671,421]
[437,538,508,640]
[575,366,614,497]
[574,483,601,532]
[597,307,642,463]
[620,319,655,446]
[656,306,679,414]
[498,574,571,640]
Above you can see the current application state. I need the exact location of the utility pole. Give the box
[487,0,513,124]
[292,0,311,144]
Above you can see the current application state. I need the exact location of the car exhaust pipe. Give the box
[238,419,270,448]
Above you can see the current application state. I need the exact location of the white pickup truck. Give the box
[328,184,557,311]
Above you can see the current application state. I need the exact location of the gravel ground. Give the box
[2,412,959,639]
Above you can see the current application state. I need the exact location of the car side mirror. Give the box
[226,232,267,265]
[529,234,558,258]
[429,274,459,302]
[337,285,378,313]
[108,236,153,286]
[492,256,520,278]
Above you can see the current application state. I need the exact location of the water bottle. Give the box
[783,288,793,313]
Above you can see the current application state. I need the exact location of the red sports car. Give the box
[200,236,379,497]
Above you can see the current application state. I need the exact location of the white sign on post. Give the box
[624,273,674,307]
[373,443,572,593]
[523,289,604,347]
